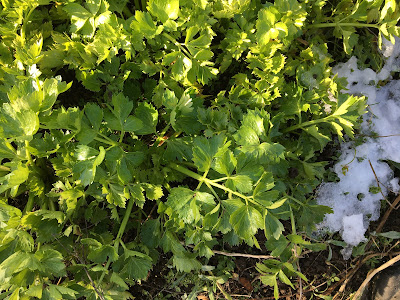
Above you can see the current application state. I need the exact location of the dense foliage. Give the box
[0,0,399,298]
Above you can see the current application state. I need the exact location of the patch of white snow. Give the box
[317,38,400,257]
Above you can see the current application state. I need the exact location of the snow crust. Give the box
[316,38,400,258]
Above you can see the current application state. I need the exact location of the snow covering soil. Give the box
[316,38,400,258]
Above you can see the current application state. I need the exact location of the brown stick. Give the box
[212,249,274,259]
[183,242,274,259]
[375,194,400,234]
[352,253,400,300]
[297,259,303,300]
[368,160,394,209]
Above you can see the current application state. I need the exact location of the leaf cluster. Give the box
[0,0,398,298]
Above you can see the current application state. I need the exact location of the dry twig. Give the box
[368,160,394,209]
[212,249,274,259]
[352,253,400,299]
[183,243,274,259]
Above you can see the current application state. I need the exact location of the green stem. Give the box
[4,140,17,154]
[98,196,135,286]
[133,0,140,10]
[210,177,229,183]
[289,206,296,235]
[205,179,249,201]
[168,163,258,205]
[41,201,48,210]
[285,194,305,207]
[168,163,203,181]
[119,130,125,143]
[25,141,34,165]
[122,5,133,17]
[23,192,35,214]
[48,198,56,211]
[0,165,10,172]
[308,22,379,29]
[98,133,117,143]
[94,136,117,146]
[205,182,220,201]
[95,134,132,150]
[159,124,171,138]
[196,169,209,190]
[141,0,147,11]
[21,6,37,41]
[152,123,171,148]
[162,33,193,59]
[283,117,331,133]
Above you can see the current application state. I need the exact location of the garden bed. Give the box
[0,0,399,299]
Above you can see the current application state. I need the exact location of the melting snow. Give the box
[316,38,400,258]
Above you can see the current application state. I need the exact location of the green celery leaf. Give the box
[130,184,146,208]
[0,104,39,140]
[298,204,333,233]
[142,184,163,200]
[131,11,163,39]
[41,78,72,112]
[35,249,66,277]
[223,230,241,246]
[0,202,22,222]
[25,284,43,298]
[0,251,39,277]
[59,187,85,216]
[87,244,119,263]
[242,109,267,137]
[186,60,218,85]
[134,102,158,135]
[376,231,400,239]
[141,218,161,248]
[234,126,259,145]
[254,172,275,195]
[264,212,284,240]
[73,146,106,186]
[256,7,279,45]
[166,187,214,224]
[0,140,17,160]
[103,183,130,207]
[105,93,143,132]
[46,284,78,299]
[15,231,35,252]
[166,187,194,211]
[259,273,278,288]
[278,270,295,289]
[28,132,60,157]
[121,250,152,280]
[85,103,104,131]
[117,151,145,184]
[173,253,202,272]
[342,29,359,54]
[112,92,134,118]
[230,205,263,240]
[192,135,227,172]
[212,148,236,176]
[238,142,285,164]
[110,272,129,289]
[147,0,179,23]
[81,238,102,248]
[303,125,331,149]
[254,191,280,208]
[0,163,29,196]
[225,175,253,194]
[265,235,290,257]
[164,137,192,161]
